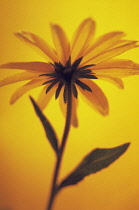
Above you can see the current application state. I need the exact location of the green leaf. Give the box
[59,143,130,189]
[30,96,59,155]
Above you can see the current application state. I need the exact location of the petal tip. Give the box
[102,107,109,116]
[100,102,109,116]
[72,121,79,128]
[10,97,15,105]
[14,30,24,36]
[84,17,95,23]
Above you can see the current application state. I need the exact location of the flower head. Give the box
[0,18,139,126]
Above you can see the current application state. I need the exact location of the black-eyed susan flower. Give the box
[1,19,139,210]
[0,18,139,127]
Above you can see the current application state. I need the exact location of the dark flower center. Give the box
[40,57,98,103]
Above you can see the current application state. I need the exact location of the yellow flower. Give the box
[0,18,139,127]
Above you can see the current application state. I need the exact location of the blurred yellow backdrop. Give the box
[0,0,139,209]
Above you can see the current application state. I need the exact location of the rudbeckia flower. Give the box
[0,18,139,127]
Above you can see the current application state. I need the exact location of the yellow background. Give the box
[0,0,139,209]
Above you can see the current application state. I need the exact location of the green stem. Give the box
[46,83,72,210]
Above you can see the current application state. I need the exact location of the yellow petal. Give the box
[51,24,70,65]
[0,71,42,87]
[85,41,138,65]
[71,18,96,63]
[79,79,109,116]
[109,39,136,48]
[10,78,46,104]
[0,61,54,72]
[15,31,59,62]
[59,89,78,127]
[81,31,125,65]
[97,75,124,89]
[37,85,57,109]
[93,59,139,77]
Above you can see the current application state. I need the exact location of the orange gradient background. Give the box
[1,0,139,209]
